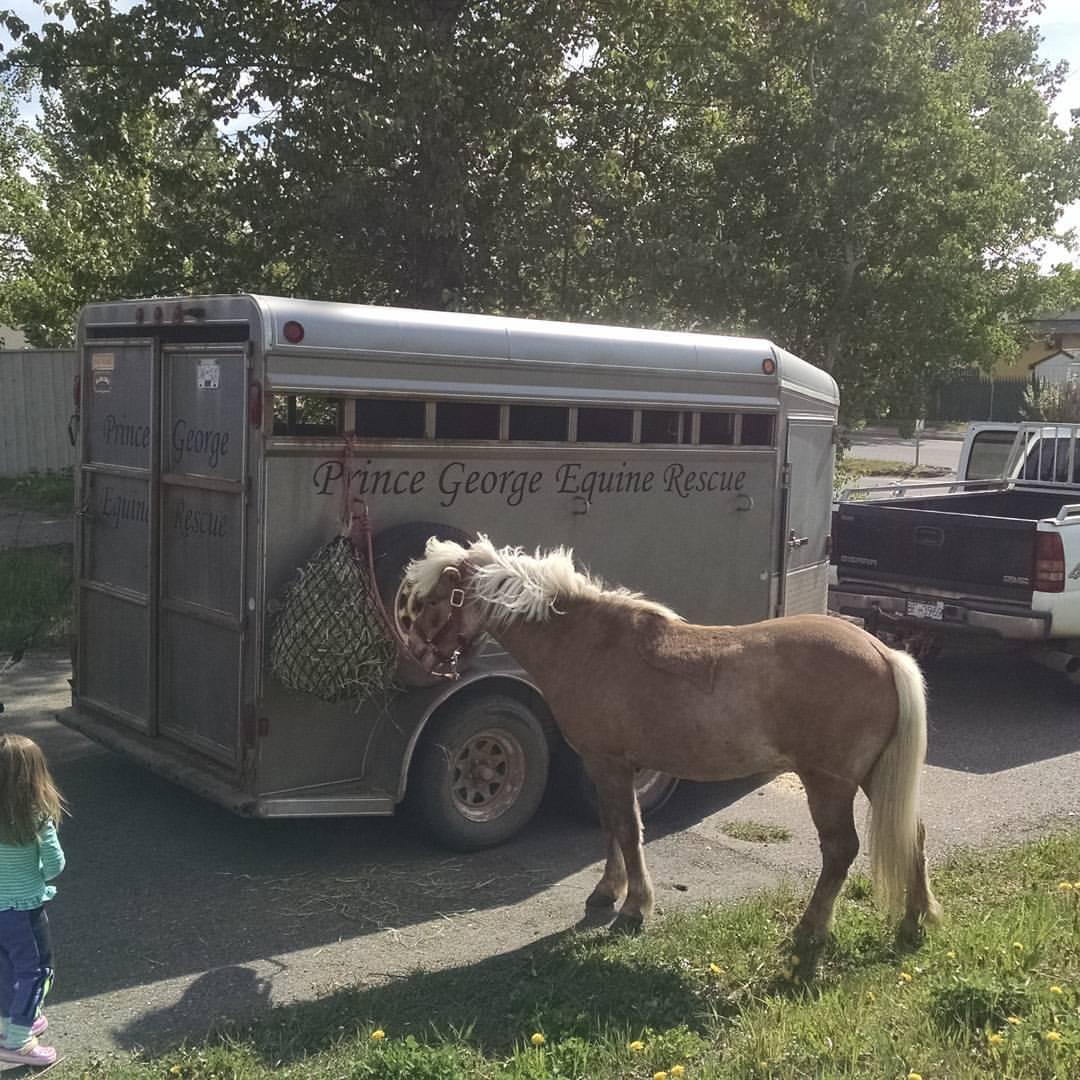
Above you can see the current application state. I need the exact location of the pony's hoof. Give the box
[585,890,618,910]
[610,912,644,936]
[896,915,925,948]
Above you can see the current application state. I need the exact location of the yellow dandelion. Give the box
[370,1029,386,1042]
[907,1072,923,1080]
[1050,985,1064,995]
[946,950,956,959]
[866,990,877,1003]
[530,1032,546,1047]
[1012,941,1024,951]
[629,1040,646,1052]
[1007,1016,1023,1025]
[1058,882,1074,891]
[654,1072,668,1080]
[1044,1030,1063,1042]
[670,1067,686,1078]
[988,1032,1005,1045]
[899,971,913,983]
[709,962,723,975]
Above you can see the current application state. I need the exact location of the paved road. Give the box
[846,433,963,474]
[1,645,1078,1059]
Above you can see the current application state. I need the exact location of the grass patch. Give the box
[0,546,72,652]
[67,830,1080,1079]
[721,820,793,844]
[0,468,73,513]
[835,457,952,494]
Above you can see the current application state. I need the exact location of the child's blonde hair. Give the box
[0,734,65,845]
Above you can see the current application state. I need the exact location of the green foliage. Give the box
[721,819,793,843]
[0,546,71,652]
[1022,375,1080,421]
[0,467,72,513]
[54,831,1080,1078]
[0,0,1078,413]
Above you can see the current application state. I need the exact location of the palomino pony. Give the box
[403,536,941,942]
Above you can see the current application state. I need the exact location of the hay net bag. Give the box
[269,519,400,703]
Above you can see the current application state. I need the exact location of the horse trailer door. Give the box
[157,347,250,764]
[780,417,834,616]
[76,340,157,731]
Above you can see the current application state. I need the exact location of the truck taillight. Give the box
[1034,532,1065,593]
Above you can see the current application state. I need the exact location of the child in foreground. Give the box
[0,733,65,1066]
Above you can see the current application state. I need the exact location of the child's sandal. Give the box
[0,1037,58,1066]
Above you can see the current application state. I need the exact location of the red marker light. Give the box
[248,381,263,428]
[283,320,304,344]
[762,357,777,375]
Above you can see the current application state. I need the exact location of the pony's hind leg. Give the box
[795,770,860,945]
[898,819,942,942]
[584,755,653,931]
[586,831,627,911]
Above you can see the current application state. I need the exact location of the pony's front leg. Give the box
[585,755,653,932]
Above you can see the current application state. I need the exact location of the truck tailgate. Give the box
[832,503,1036,600]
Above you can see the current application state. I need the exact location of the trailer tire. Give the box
[411,693,549,851]
[555,749,680,822]
[372,521,476,687]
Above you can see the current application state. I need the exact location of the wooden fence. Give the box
[0,349,78,477]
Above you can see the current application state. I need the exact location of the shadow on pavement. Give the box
[923,651,1080,774]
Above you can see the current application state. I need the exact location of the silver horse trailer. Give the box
[60,295,838,848]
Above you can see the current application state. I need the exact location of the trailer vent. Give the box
[269,536,399,702]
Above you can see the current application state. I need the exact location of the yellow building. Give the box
[995,310,1080,381]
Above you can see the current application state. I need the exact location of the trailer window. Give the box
[355,397,426,439]
[577,407,633,443]
[509,404,568,441]
[640,410,691,444]
[272,395,344,436]
[740,413,775,446]
[435,401,500,440]
[698,412,735,445]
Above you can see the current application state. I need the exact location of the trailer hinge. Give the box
[781,462,792,487]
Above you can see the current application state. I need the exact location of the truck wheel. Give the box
[411,693,550,851]
[371,521,475,686]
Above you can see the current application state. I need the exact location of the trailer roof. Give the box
[79,293,839,405]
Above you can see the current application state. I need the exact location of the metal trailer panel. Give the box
[78,294,839,406]
[68,294,839,819]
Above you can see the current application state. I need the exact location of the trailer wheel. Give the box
[372,521,476,686]
[555,749,680,822]
[411,693,549,851]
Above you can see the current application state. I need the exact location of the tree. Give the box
[2,0,1078,417]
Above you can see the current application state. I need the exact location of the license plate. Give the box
[907,600,944,620]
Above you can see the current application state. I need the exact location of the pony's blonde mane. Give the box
[404,535,680,628]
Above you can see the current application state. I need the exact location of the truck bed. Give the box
[832,488,1070,600]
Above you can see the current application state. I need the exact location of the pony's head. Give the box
[401,535,498,678]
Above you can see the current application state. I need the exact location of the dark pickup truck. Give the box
[829,423,1080,672]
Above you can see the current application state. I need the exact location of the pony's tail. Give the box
[865,646,941,924]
